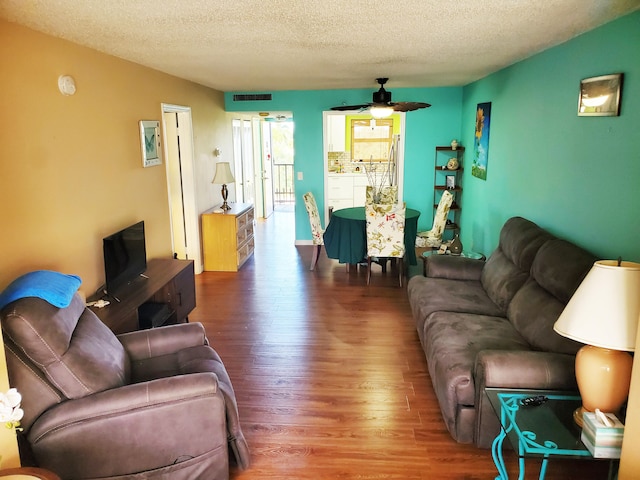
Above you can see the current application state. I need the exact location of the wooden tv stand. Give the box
[91,258,195,334]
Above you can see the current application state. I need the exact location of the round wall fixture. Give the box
[58,75,76,95]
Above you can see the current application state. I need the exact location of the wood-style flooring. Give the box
[190,206,609,480]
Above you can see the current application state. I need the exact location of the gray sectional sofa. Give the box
[407,216,597,448]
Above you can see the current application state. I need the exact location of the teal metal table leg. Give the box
[517,436,526,480]
[492,408,512,479]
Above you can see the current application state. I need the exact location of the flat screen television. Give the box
[103,221,147,296]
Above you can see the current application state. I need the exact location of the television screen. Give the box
[103,221,147,295]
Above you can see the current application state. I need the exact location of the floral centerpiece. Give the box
[364,149,396,203]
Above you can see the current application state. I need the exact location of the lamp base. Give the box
[573,344,633,427]
[573,406,587,427]
[220,183,231,210]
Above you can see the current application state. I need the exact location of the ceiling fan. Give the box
[330,78,431,117]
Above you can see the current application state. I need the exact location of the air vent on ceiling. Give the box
[233,93,272,102]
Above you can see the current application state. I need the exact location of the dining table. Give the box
[323,206,421,265]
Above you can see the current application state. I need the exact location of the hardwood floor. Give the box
[190,207,609,480]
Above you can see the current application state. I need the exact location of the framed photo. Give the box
[446,175,456,189]
[578,73,623,117]
[472,102,491,180]
[140,120,162,167]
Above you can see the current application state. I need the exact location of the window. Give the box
[351,118,394,162]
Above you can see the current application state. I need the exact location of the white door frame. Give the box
[161,103,203,274]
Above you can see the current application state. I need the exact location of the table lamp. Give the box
[553,259,640,426]
[212,162,235,210]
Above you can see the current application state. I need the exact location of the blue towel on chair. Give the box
[0,270,82,310]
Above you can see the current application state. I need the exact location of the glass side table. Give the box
[421,249,486,276]
[486,388,617,480]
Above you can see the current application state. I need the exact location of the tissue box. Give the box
[581,412,624,458]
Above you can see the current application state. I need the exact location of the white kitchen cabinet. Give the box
[327,174,374,211]
[353,175,370,207]
[327,115,346,152]
[328,175,353,210]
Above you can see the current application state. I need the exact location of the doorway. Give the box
[161,104,202,273]
[323,111,405,222]
[231,113,294,218]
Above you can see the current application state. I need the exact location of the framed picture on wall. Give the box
[140,120,162,167]
[472,102,491,180]
[578,73,623,117]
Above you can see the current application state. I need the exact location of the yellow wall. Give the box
[618,319,640,478]
[0,20,232,294]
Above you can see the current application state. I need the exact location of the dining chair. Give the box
[365,185,398,204]
[365,202,407,287]
[416,190,454,248]
[302,191,324,270]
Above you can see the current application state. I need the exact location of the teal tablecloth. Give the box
[323,207,421,265]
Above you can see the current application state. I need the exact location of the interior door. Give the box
[261,121,275,218]
[241,120,255,205]
[232,119,245,203]
[163,111,187,259]
[161,105,202,273]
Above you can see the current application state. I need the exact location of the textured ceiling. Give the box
[1,0,639,92]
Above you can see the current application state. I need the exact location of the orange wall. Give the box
[0,20,231,294]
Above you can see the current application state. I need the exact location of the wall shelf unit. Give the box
[434,146,464,238]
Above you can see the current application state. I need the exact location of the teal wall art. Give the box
[472,102,491,180]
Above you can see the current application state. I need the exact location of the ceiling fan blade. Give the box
[330,104,371,111]
[331,78,431,114]
[391,101,431,112]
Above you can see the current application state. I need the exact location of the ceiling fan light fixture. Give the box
[370,106,394,119]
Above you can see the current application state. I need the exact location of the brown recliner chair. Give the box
[1,293,249,480]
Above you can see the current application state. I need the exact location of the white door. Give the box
[232,119,244,203]
[163,112,186,259]
[161,105,202,273]
[261,122,275,218]
[241,120,255,205]
[231,118,256,206]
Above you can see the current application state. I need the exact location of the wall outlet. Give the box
[297,172,303,180]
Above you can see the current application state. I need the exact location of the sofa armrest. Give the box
[28,373,227,479]
[426,255,485,281]
[472,349,577,448]
[475,350,577,389]
[117,322,208,360]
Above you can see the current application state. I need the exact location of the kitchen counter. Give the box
[327,172,367,176]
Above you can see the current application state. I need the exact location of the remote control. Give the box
[519,395,548,407]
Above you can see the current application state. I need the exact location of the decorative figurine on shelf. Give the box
[447,157,459,170]
[451,139,459,150]
[449,233,463,255]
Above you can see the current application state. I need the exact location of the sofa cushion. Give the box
[1,293,129,399]
[481,217,553,311]
[408,276,503,348]
[424,312,530,437]
[531,238,596,304]
[508,239,596,354]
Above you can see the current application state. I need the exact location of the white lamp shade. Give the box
[212,162,235,184]
[554,260,640,351]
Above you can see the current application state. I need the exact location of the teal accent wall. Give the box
[225,88,463,240]
[460,11,640,261]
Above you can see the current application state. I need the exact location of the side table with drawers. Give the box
[202,203,255,272]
